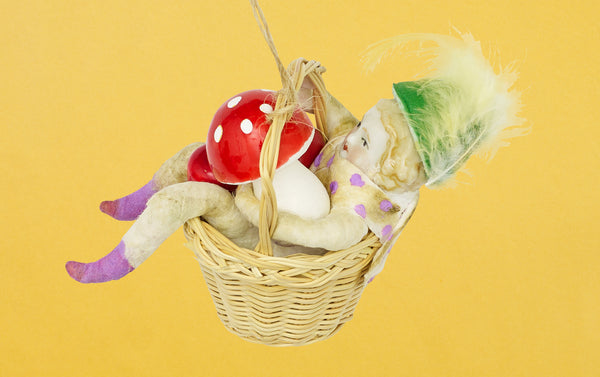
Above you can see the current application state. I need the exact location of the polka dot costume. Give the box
[311,136,413,245]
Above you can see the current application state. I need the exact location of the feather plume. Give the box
[362,33,527,187]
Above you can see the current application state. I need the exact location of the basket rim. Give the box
[186,222,381,287]
[184,217,382,270]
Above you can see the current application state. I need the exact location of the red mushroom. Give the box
[206,89,329,219]
[206,90,318,183]
[187,144,236,192]
[298,127,325,167]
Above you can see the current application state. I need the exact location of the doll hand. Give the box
[298,60,326,114]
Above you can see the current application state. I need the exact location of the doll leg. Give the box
[100,142,203,221]
[67,181,258,283]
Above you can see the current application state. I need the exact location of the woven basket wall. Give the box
[184,218,382,346]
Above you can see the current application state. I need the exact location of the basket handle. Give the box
[250,0,329,256]
[255,59,328,256]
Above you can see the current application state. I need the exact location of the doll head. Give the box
[340,98,426,193]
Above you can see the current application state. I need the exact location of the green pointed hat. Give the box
[364,33,525,187]
[393,79,487,187]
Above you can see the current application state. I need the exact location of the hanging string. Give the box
[249,0,297,104]
[248,0,328,255]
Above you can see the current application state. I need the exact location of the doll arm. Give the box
[298,70,359,139]
[100,142,202,221]
[235,184,368,251]
[322,93,360,139]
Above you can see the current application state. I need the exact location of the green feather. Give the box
[364,32,527,187]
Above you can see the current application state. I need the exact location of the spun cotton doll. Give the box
[66,32,524,284]
[237,32,524,276]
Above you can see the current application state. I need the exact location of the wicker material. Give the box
[184,218,382,346]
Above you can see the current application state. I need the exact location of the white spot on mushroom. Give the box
[259,103,273,114]
[240,119,253,134]
[214,125,223,143]
[227,96,242,108]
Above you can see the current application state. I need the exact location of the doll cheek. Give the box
[346,146,369,170]
[342,132,369,168]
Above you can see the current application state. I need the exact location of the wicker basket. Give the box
[184,219,381,346]
[183,55,388,346]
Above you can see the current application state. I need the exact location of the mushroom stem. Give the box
[252,160,330,220]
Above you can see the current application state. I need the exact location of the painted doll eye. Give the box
[361,137,368,147]
[356,121,362,128]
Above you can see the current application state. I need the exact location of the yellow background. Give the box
[1,0,598,376]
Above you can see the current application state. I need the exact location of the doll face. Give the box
[340,105,389,177]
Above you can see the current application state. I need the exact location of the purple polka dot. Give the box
[367,276,375,284]
[350,174,365,187]
[380,200,393,212]
[329,181,338,194]
[381,225,393,241]
[326,155,335,168]
[313,152,323,167]
[354,204,366,218]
